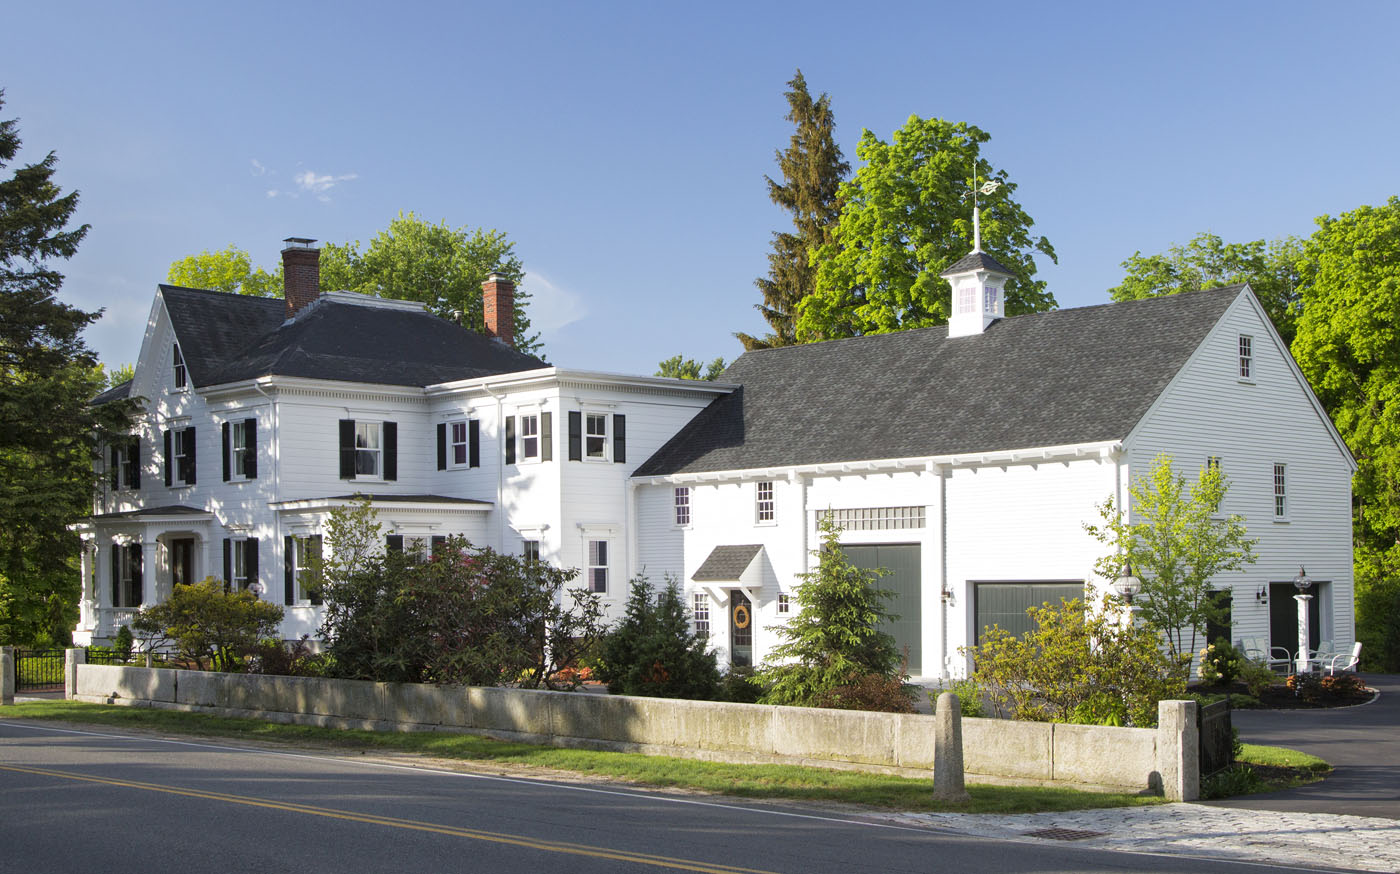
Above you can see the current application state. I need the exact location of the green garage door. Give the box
[974,581,1084,644]
[844,544,921,676]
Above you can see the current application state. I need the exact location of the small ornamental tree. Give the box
[1085,454,1256,679]
[131,578,284,672]
[594,573,720,699]
[754,517,907,708]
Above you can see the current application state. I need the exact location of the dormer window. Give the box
[172,343,187,390]
[983,286,998,313]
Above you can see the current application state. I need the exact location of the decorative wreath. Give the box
[732,604,750,629]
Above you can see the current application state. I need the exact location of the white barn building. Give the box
[76,240,1355,680]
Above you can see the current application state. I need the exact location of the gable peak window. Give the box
[172,343,187,390]
[1238,334,1254,380]
[756,481,775,523]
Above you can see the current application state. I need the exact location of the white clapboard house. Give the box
[77,239,1355,679]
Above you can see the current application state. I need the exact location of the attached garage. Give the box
[843,544,921,676]
[973,581,1084,644]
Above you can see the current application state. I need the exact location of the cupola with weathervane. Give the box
[942,180,1013,338]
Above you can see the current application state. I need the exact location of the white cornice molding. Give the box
[272,497,492,514]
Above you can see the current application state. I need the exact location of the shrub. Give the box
[1197,638,1244,686]
[813,672,916,713]
[131,578,284,672]
[929,676,984,717]
[1238,657,1278,697]
[1320,673,1369,698]
[1201,764,1262,799]
[113,624,134,662]
[715,667,765,703]
[969,596,1184,727]
[594,573,719,699]
[247,635,326,677]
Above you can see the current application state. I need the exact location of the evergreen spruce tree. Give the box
[0,91,131,644]
[736,70,849,351]
[595,573,720,698]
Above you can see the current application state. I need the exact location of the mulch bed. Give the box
[1188,678,1375,709]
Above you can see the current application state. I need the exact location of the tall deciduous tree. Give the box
[1085,455,1256,679]
[0,91,131,644]
[737,71,848,351]
[798,116,1055,341]
[1108,232,1306,344]
[167,245,282,297]
[1290,196,1400,671]
[655,355,726,381]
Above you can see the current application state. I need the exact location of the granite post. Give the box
[932,692,970,802]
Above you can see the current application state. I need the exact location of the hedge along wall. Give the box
[70,664,1193,797]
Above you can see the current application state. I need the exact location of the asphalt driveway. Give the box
[1206,673,1400,819]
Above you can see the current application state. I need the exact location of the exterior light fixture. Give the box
[1114,563,1142,605]
[1293,566,1312,592]
[1293,565,1313,674]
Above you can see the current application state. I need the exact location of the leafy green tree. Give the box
[1290,196,1400,671]
[797,116,1055,341]
[755,517,905,707]
[0,91,132,646]
[131,578,284,672]
[101,362,135,389]
[655,355,726,381]
[970,597,1184,726]
[167,245,282,297]
[1085,454,1256,678]
[737,70,849,351]
[594,573,720,698]
[1108,232,1305,344]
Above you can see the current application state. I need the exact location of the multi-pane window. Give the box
[293,536,323,604]
[821,507,926,531]
[173,428,195,485]
[114,544,142,608]
[355,422,381,477]
[450,421,470,465]
[958,285,975,314]
[231,420,254,478]
[523,539,540,563]
[111,440,139,490]
[692,593,710,638]
[674,486,691,526]
[1239,335,1253,379]
[585,413,608,459]
[232,539,254,591]
[173,343,187,389]
[778,593,791,615]
[587,540,608,593]
[1274,463,1287,518]
[756,481,775,523]
[521,414,540,460]
[983,286,998,313]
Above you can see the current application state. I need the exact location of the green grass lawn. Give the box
[1,701,1167,814]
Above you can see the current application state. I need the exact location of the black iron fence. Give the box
[1197,697,1234,777]
[11,646,147,693]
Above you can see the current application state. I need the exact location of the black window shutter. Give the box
[185,426,197,484]
[110,543,120,606]
[568,411,582,461]
[613,414,626,464]
[383,421,397,481]
[505,416,516,465]
[223,538,232,593]
[245,419,257,479]
[309,536,323,605]
[284,535,295,605]
[339,419,356,479]
[542,412,553,462]
[164,430,172,486]
[436,423,447,471]
[109,445,119,490]
[132,545,143,604]
[222,422,231,482]
[386,534,403,553]
[246,538,259,594]
[129,439,140,488]
[469,420,480,467]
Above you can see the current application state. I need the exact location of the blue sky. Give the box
[5,1,1399,375]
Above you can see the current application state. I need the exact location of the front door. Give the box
[730,591,753,667]
[171,538,195,588]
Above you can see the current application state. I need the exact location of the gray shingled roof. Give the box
[90,379,132,405]
[89,504,209,520]
[636,286,1245,477]
[692,545,764,581]
[940,251,1013,276]
[159,285,545,388]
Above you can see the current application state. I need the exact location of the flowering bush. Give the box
[1197,639,1244,686]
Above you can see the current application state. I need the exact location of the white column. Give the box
[1296,594,1313,674]
[142,539,159,607]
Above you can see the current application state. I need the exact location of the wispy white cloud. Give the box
[523,270,588,337]
[250,158,269,177]
[253,162,358,202]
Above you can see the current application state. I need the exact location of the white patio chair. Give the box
[1326,642,1362,675]
[1240,636,1292,672]
[1308,639,1336,670]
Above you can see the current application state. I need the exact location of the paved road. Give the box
[1208,673,1400,820]
[0,720,1320,874]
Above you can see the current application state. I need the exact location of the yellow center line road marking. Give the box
[0,763,780,874]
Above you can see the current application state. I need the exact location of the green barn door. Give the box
[973,582,1084,644]
[843,544,921,676]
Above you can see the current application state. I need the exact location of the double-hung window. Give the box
[958,285,975,314]
[674,486,691,526]
[778,593,791,614]
[355,422,381,477]
[172,343,187,390]
[1239,335,1253,380]
[224,419,256,481]
[692,593,710,638]
[585,413,608,460]
[112,544,142,608]
[450,421,470,465]
[521,414,540,461]
[522,539,541,563]
[111,439,140,490]
[225,538,258,593]
[587,539,609,593]
[1273,463,1287,519]
[290,535,323,605]
[756,481,775,523]
[173,428,195,485]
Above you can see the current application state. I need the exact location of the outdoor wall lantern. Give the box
[1114,563,1142,605]
[1255,584,1269,604]
[941,587,955,607]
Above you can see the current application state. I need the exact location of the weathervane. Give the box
[962,178,1002,253]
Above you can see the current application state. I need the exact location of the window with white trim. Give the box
[756,481,775,523]
[450,420,470,466]
[692,593,710,638]
[231,420,254,478]
[1273,463,1287,518]
[958,285,975,314]
[520,414,540,460]
[232,539,254,591]
[585,413,608,460]
[587,539,609,593]
[778,593,791,615]
[821,506,926,530]
[114,544,142,608]
[293,536,323,604]
[173,428,195,485]
[111,440,139,490]
[983,286,998,313]
[523,539,540,563]
[1207,456,1223,511]
[1239,335,1253,380]
[172,343,187,390]
[355,422,381,477]
[674,486,691,526]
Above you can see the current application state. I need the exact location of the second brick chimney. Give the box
[282,237,320,319]
[482,272,515,347]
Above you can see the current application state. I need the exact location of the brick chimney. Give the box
[282,237,320,318]
[482,272,515,347]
